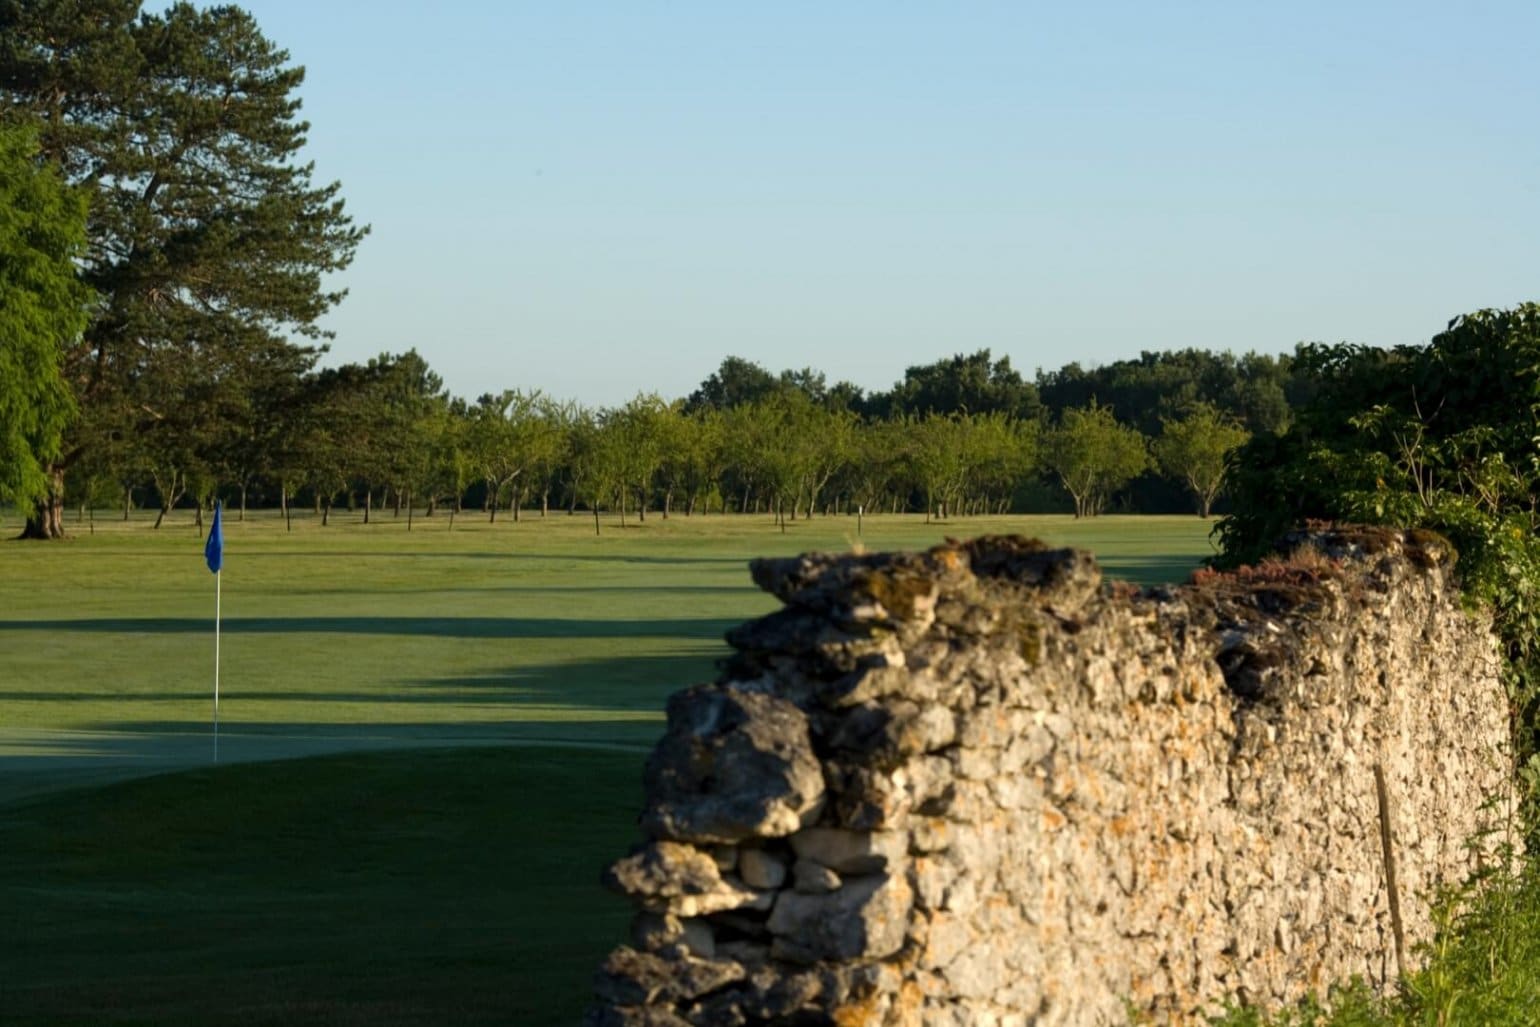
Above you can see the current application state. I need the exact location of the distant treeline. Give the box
[68,346,1324,530]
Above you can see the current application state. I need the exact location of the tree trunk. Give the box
[512,484,521,522]
[19,468,67,539]
[663,487,673,519]
[239,483,248,521]
[122,486,132,521]
[407,489,414,531]
[488,483,498,523]
[393,488,402,518]
[541,489,549,517]
[593,503,601,536]
[323,497,333,526]
[364,489,372,524]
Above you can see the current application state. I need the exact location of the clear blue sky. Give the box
[227,1,1539,405]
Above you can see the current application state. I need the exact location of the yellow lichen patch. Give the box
[861,569,937,621]
[1019,621,1042,664]
[831,994,884,1027]
[932,546,965,572]
[891,981,927,1027]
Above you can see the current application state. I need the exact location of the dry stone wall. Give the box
[587,529,1516,1026]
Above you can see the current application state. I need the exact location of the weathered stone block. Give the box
[766,872,914,963]
[788,827,907,875]
[641,685,825,844]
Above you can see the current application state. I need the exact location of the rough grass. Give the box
[0,509,1216,1025]
[1208,858,1540,1025]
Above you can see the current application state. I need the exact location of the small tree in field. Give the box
[1043,402,1149,518]
[1153,403,1249,517]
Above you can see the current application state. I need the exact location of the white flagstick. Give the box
[214,567,222,762]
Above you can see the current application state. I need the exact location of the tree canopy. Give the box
[1152,404,1249,518]
[1042,402,1150,518]
[0,123,89,512]
[1217,305,1540,797]
[0,0,365,536]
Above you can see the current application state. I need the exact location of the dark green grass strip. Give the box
[0,746,640,1026]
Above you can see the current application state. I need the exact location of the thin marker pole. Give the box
[214,568,221,762]
[204,498,225,763]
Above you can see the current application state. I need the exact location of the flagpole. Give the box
[214,567,221,763]
[206,499,224,765]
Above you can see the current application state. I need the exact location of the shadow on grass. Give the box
[0,644,718,804]
[0,745,642,1027]
[235,550,752,566]
[0,650,723,709]
[1096,553,1207,585]
[0,715,669,807]
[0,615,744,639]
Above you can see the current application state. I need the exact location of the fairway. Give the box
[0,510,1215,801]
[0,510,1214,1025]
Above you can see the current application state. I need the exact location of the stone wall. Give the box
[586,528,1516,1026]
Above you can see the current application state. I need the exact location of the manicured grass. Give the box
[0,510,1216,1025]
[0,510,1215,801]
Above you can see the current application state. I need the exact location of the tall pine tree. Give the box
[0,0,365,537]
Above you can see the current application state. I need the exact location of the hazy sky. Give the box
[224,1,1540,405]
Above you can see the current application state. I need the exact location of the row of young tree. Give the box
[56,342,1256,533]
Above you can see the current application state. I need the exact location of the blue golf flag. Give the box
[205,501,224,574]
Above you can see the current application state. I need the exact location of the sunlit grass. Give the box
[0,510,1214,789]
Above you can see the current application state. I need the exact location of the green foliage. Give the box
[0,122,89,511]
[1042,401,1151,518]
[1153,403,1250,517]
[1219,306,1540,819]
[1038,348,1299,437]
[867,349,1041,421]
[0,0,364,535]
[467,388,555,521]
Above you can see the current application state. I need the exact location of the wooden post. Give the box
[1373,762,1408,981]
